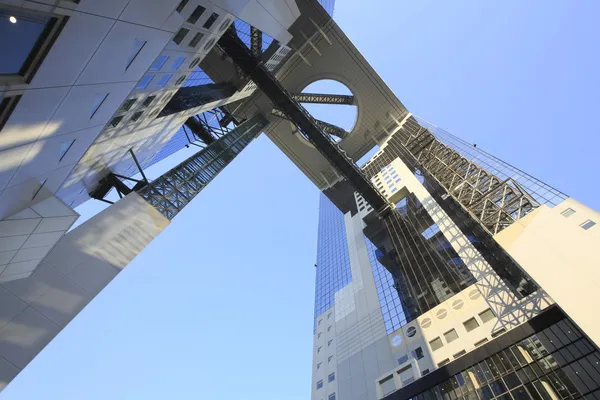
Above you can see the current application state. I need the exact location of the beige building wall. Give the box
[494,198,600,347]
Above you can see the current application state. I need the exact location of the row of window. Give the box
[560,208,596,230]
[428,309,496,355]
[107,95,157,128]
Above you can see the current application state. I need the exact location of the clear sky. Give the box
[2,1,600,399]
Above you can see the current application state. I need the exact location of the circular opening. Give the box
[469,289,482,300]
[204,38,216,51]
[219,19,231,32]
[452,299,465,310]
[436,309,448,319]
[294,79,358,144]
[421,318,432,329]
[391,335,403,347]
[406,326,417,337]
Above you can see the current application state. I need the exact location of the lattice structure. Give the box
[398,117,561,235]
[271,108,348,140]
[138,114,268,219]
[291,93,354,105]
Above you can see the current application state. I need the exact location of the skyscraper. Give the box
[309,114,600,400]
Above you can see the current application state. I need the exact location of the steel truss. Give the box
[291,93,355,105]
[402,125,540,235]
[250,26,262,56]
[138,113,268,219]
[271,108,349,140]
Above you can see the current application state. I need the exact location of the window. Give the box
[219,18,231,32]
[316,380,323,390]
[172,56,186,70]
[204,38,216,51]
[492,328,506,338]
[328,373,335,382]
[203,12,219,29]
[581,219,596,230]
[380,376,396,396]
[136,75,153,89]
[172,28,189,44]
[90,93,109,118]
[412,347,425,360]
[474,338,489,347]
[189,57,200,68]
[109,116,123,128]
[316,362,321,370]
[453,350,466,359]
[317,346,322,354]
[406,326,417,337]
[429,337,443,352]
[328,393,336,400]
[187,5,205,24]
[327,312,332,319]
[438,358,450,367]
[175,75,186,85]
[479,308,496,323]
[444,329,459,343]
[328,340,332,347]
[130,111,143,122]
[126,39,146,70]
[0,7,64,83]
[421,224,441,240]
[318,319,322,326]
[560,208,576,217]
[175,0,188,13]
[142,95,156,107]
[119,98,136,112]
[398,355,409,365]
[463,317,480,332]
[156,73,172,87]
[0,95,21,131]
[318,333,322,339]
[58,139,75,161]
[189,32,204,47]
[328,356,333,363]
[327,326,331,332]
[150,55,169,71]
[421,369,430,375]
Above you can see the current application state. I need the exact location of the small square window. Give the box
[59,139,75,162]
[316,380,323,390]
[327,326,331,332]
[328,340,332,347]
[479,308,496,323]
[328,356,333,363]
[187,5,206,24]
[463,317,480,332]
[318,319,322,325]
[397,355,409,365]
[189,57,200,68]
[109,116,123,128]
[421,369,430,375]
[411,347,424,360]
[453,350,466,359]
[328,373,335,382]
[172,56,186,70]
[560,208,576,217]
[173,28,189,45]
[491,328,506,338]
[327,313,331,319]
[438,359,450,367]
[90,93,109,118]
[474,338,489,347]
[120,98,137,112]
[203,12,219,29]
[189,32,204,47]
[581,219,596,230]
[176,0,189,13]
[130,111,143,122]
[176,75,187,85]
[317,362,321,370]
[444,329,459,343]
[150,55,169,71]
[317,346,322,354]
[329,393,336,400]
[429,337,443,352]
[142,95,156,107]
[156,73,173,87]
[126,39,146,70]
[137,75,153,89]
[318,333,322,339]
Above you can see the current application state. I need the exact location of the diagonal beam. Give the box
[250,27,262,56]
[219,28,390,215]
[271,108,349,140]
[292,93,355,105]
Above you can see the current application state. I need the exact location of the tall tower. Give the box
[310,115,600,400]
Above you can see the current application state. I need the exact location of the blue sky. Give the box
[2,1,600,399]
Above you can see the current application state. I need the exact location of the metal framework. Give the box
[271,108,349,140]
[291,93,354,105]
[401,122,540,235]
[158,83,238,117]
[138,113,268,219]
[90,150,148,204]
[250,26,262,56]
[218,27,390,215]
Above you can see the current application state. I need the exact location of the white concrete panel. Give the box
[0,356,20,392]
[29,12,116,89]
[5,208,40,221]
[75,0,129,19]
[0,261,39,282]
[33,216,78,234]
[0,219,41,238]
[0,286,28,331]
[119,0,180,28]
[0,261,70,305]
[65,260,118,297]
[75,21,174,85]
[21,232,63,249]
[0,143,35,191]
[30,196,77,218]
[0,251,16,266]
[11,246,53,263]
[0,86,71,152]
[0,236,28,253]
[0,306,60,369]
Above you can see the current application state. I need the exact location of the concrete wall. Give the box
[495,198,600,347]
[0,192,169,391]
